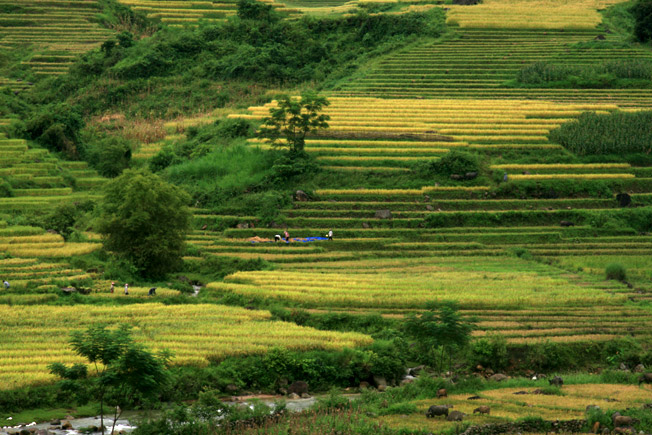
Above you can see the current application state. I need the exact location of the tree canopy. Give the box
[97,168,192,277]
[258,92,330,153]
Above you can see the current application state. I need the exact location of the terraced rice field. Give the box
[0,137,104,213]
[0,303,371,390]
[117,0,299,26]
[0,0,115,75]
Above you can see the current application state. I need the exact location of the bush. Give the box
[632,0,652,42]
[86,136,132,177]
[469,335,509,371]
[0,179,13,198]
[605,263,627,281]
[433,150,480,177]
[549,111,652,155]
[515,60,652,88]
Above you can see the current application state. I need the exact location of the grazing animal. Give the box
[426,405,449,418]
[437,388,447,398]
[549,376,564,387]
[473,406,490,415]
[446,410,465,422]
[639,373,652,385]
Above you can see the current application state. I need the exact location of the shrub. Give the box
[433,150,480,177]
[469,335,509,371]
[549,111,652,155]
[605,263,627,281]
[632,0,652,42]
[86,136,132,178]
[0,179,13,198]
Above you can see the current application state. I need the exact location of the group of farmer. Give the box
[109,282,156,296]
[274,229,333,242]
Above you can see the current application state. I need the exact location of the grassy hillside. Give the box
[1,0,652,431]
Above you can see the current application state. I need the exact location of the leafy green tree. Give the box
[97,168,192,277]
[405,302,474,373]
[49,325,171,435]
[632,0,652,42]
[259,92,330,153]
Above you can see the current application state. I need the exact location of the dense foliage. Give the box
[549,110,652,155]
[632,0,652,42]
[97,169,192,277]
[515,60,652,88]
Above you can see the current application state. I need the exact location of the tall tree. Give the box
[49,325,171,435]
[405,302,474,373]
[258,92,330,153]
[97,168,192,277]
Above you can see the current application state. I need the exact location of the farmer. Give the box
[327,229,333,241]
[503,172,509,182]
[148,287,157,296]
[274,234,282,242]
[124,283,129,295]
[3,280,9,289]
[110,281,115,293]
[284,229,290,242]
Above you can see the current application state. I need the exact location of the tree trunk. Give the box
[100,393,104,435]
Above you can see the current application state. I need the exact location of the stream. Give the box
[0,394,345,434]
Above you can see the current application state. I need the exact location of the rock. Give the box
[295,190,309,202]
[446,410,465,421]
[375,209,392,219]
[601,428,611,435]
[278,387,288,395]
[400,378,414,386]
[488,373,508,382]
[473,406,490,415]
[61,421,73,430]
[639,373,652,384]
[475,365,484,371]
[485,368,494,375]
[362,222,371,229]
[633,364,645,373]
[287,393,300,399]
[619,363,628,371]
[426,205,434,211]
[288,380,308,395]
[409,365,425,376]
[437,388,447,398]
[225,384,238,392]
[373,375,387,389]
[614,428,635,435]
[465,171,478,180]
[614,416,636,427]
[426,405,449,418]
[300,393,311,399]
[61,287,76,293]
[46,229,58,234]
[236,222,249,229]
[359,381,370,389]
[450,174,463,180]
[49,420,61,426]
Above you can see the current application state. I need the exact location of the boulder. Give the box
[236,222,249,229]
[633,364,645,373]
[426,205,434,211]
[61,421,73,430]
[375,209,392,219]
[287,393,300,399]
[49,420,61,426]
[288,380,308,395]
[373,375,387,390]
[61,287,76,294]
[295,190,309,202]
[362,222,371,229]
[614,416,636,428]
[300,393,311,399]
[359,381,370,389]
[488,373,508,382]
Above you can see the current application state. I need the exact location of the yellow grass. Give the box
[509,173,635,180]
[0,304,372,390]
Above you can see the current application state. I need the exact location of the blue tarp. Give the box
[251,237,329,244]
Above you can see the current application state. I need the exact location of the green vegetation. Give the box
[515,59,652,88]
[97,169,192,277]
[49,324,170,435]
[549,111,652,155]
[606,262,627,281]
[632,0,652,42]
